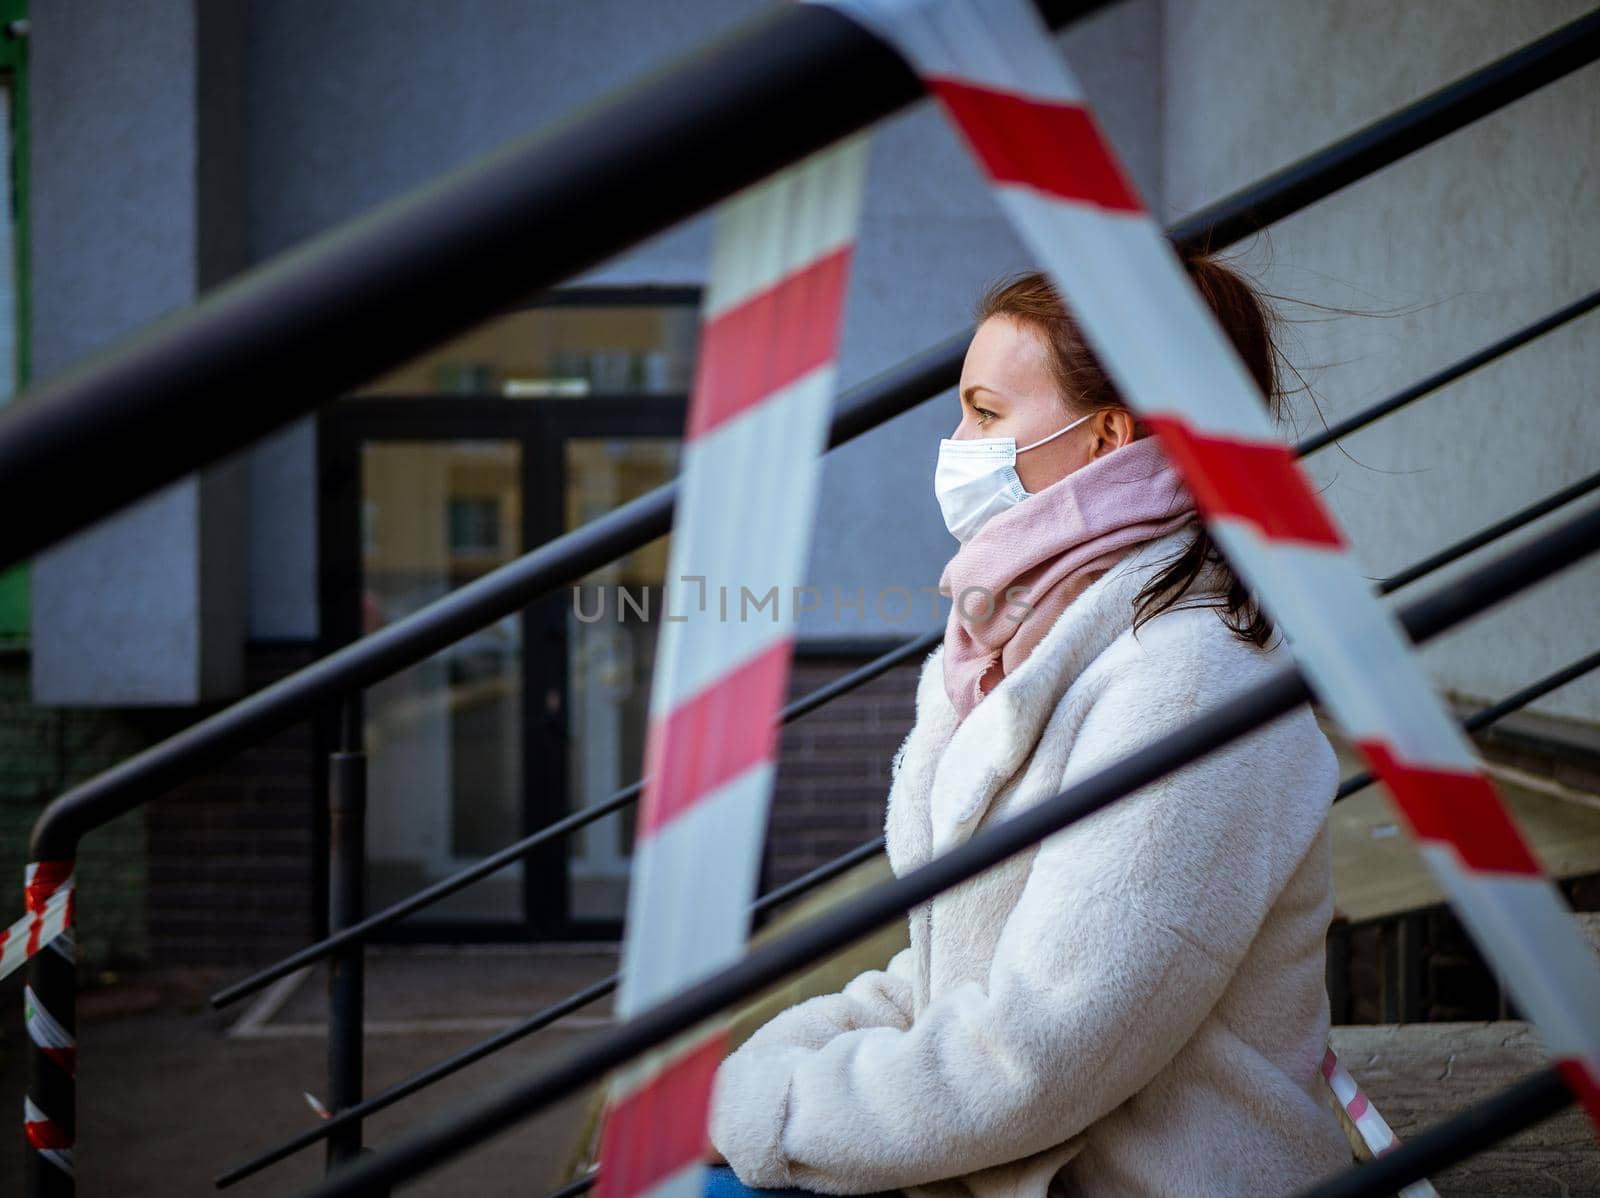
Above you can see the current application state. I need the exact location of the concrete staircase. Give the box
[563,831,1600,1194]
[1329,912,1600,1195]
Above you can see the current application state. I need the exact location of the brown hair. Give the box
[972,250,1281,647]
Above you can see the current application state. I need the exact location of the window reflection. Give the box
[361,440,524,922]
[565,438,681,922]
[352,299,700,399]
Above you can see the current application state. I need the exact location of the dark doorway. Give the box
[317,290,694,941]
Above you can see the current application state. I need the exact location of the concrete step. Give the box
[1329,1019,1598,1195]
[1326,726,1600,924]
[1321,912,1600,1194]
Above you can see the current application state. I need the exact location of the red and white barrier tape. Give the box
[25,1096,73,1179]
[812,0,1600,1135]
[1,860,74,982]
[26,973,78,1178]
[595,135,869,1198]
[1322,1045,1436,1197]
[8,860,76,1178]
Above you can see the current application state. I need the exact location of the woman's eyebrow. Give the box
[961,384,1002,404]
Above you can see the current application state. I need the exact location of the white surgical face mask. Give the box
[935,410,1096,543]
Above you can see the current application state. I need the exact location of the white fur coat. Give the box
[707,528,1354,1197]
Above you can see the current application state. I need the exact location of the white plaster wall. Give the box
[1162,0,1600,724]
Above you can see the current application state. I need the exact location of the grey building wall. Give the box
[1162,0,1600,724]
[30,0,250,705]
[800,0,1163,641]
[241,0,763,641]
[36,1,1590,726]
[241,0,1164,646]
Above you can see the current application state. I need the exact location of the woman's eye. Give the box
[976,408,997,423]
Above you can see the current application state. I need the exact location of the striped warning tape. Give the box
[1322,1045,1437,1197]
[813,0,1600,1137]
[10,860,77,1181]
[594,134,870,1198]
[25,969,78,1179]
[1,860,74,982]
[25,1096,73,1180]
[25,983,77,1076]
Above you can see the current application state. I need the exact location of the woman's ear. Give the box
[1089,408,1137,459]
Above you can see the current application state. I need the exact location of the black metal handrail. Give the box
[1296,287,1600,456]
[1295,1067,1574,1198]
[209,633,938,1010]
[215,834,890,1187]
[290,498,1600,1198]
[1161,11,1600,254]
[217,639,1600,1189]
[25,338,938,862]
[6,6,1595,573]
[1337,646,1600,803]
[1381,467,1600,594]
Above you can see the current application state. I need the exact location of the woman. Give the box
[704,251,1354,1197]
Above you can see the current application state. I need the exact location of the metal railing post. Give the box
[326,695,368,1174]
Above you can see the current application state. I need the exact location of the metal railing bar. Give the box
[775,631,941,722]
[35,8,1598,862]
[1167,10,1600,253]
[212,451,1600,1010]
[1295,288,1600,456]
[1292,1067,1572,1198]
[27,319,968,862]
[7,4,1594,576]
[209,632,939,1010]
[30,479,665,859]
[1336,647,1600,800]
[1379,468,1600,594]
[750,837,890,916]
[0,0,1118,573]
[216,970,621,1188]
[209,780,638,1009]
[1459,648,1600,736]
[216,638,1600,1188]
[216,832,896,1187]
[290,499,1600,1198]
[546,1170,600,1198]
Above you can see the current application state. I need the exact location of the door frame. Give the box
[318,392,686,942]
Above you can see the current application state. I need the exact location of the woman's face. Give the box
[953,315,1125,494]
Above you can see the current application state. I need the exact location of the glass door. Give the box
[323,399,687,940]
[524,400,683,939]
[562,436,680,923]
[320,287,697,940]
[359,439,525,925]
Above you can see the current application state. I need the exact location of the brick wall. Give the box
[144,642,322,966]
[0,648,178,972]
[760,650,922,903]
[0,642,324,972]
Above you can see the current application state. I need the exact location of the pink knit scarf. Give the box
[938,434,1197,723]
